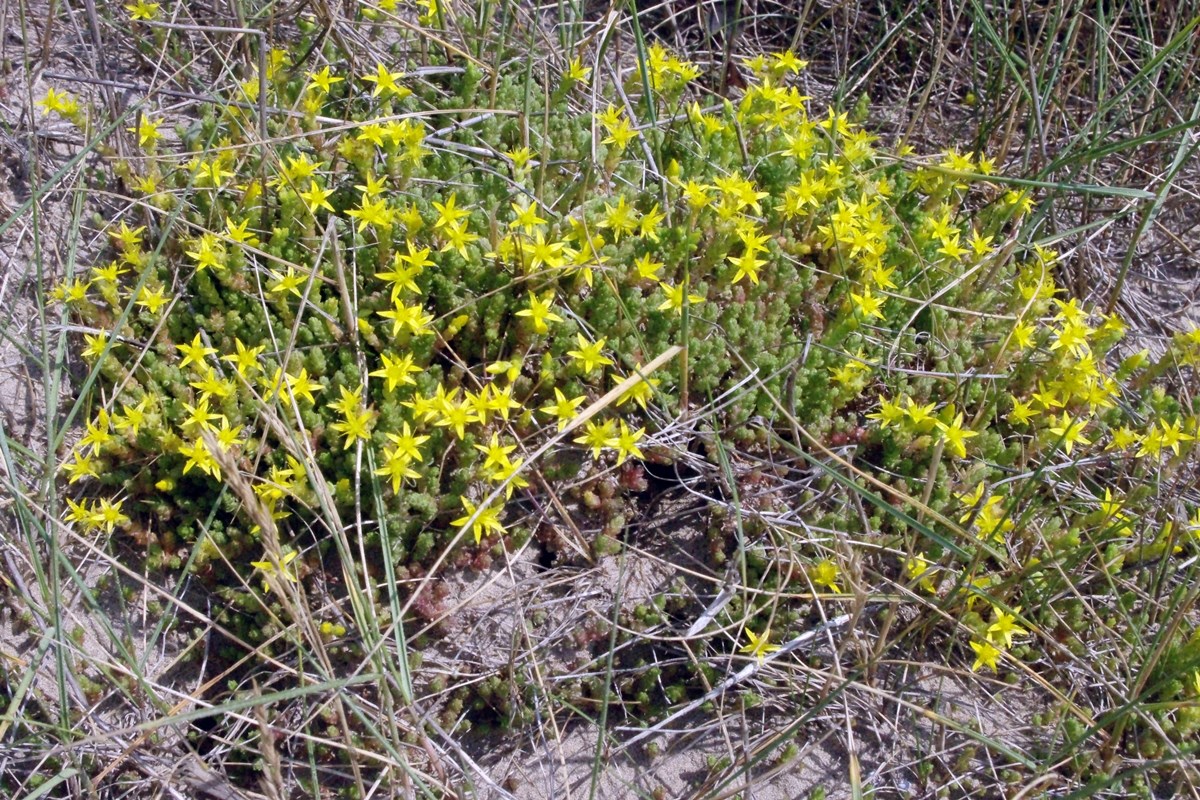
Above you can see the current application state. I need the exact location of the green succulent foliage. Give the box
[44,9,1200,787]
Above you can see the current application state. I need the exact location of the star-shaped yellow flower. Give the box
[251,550,300,593]
[308,65,343,94]
[361,63,408,99]
[567,334,614,374]
[740,628,780,662]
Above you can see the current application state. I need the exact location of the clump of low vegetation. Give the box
[7,0,1200,796]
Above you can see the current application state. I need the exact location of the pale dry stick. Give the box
[364,3,487,71]
[421,716,520,800]
[614,613,852,753]
[407,515,553,645]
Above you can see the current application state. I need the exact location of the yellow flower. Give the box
[224,216,258,246]
[195,158,230,188]
[1006,396,1036,427]
[521,231,565,272]
[509,199,548,234]
[94,498,130,534]
[285,368,323,405]
[506,146,535,171]
[176,333,216,370]
[133,285,169,315]
[1011,321,1037,349]
[432,192,471,230]
[681,180,714,210]
[377,300,434,338]
[214,419,244,450]
[810,559,841,593]
[65,498,98,531]
[433,388,479,440]
[129,116,164,148]
[361,63,408,99]
[602,118,639,150]
[330,406,375,448]
[308,65,343,94]
[574,419,617,459]
[615,370,660,410]
[298,179,336,214]
[416,0,439,23]
[451,498,506,544]
[82,331,109,362]
[567,334,614,374]
[902,396,937,429]
[80,410,114,454]
[739,628,780,662]
[251,550,300,593]
[869,264,897,290]
[565,55,591,84]
[40,87,79,117]
[1137,417,1194,458]
[50,277,90,305]
[599,196,639,241]
[540,388,586,431]
[986,606,1028,649]
[62,450,99,484]
[475,433,516,473]
[612,421,645,465]
[1106,426,1140,452]
[657,282,705,315]
[369,352,420,392]
[221,339,264,379]
[268,266,307,297]
[850,285,885,320]
[1047,413,1090,455]
[346,195,393,232]
[440,220,479,257]
[935,411,979,459]
[185,232,225,272]
[728,250,767,285]
[515,290,563,334]
[179,437,221,479]
[125,0,159,20]
[180,398,222,434]
[375,450,420,493]
[773,50,808,74]
[1098,488,1125,522]
[969,639,1001,673]
[866,394,904,430]
[905,552,938,593]
[384,422,429,464]
[634,254,663,281]
[487,458,530,499]
[969,229,994,256]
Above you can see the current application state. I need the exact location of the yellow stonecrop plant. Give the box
[45,17,1200,702]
